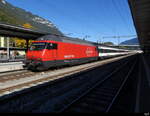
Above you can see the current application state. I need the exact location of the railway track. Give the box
[59,56,137,112]
[0,54,137,112]
[0,54,133,96]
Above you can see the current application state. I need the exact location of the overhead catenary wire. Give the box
[117,0,134,34]
[111,0,132,34]
[41,0,120,41]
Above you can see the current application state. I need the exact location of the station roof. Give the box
[128,0,150,51]
[0,23,49,39]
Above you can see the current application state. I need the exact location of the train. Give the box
[97,46,131,59]
[23,35,131,71]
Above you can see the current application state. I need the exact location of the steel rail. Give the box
[0,55,132,112]
[58,56,136,112]
[106,58,137,112]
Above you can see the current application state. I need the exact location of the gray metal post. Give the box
[7,37,10,60]
[26,39,29,52]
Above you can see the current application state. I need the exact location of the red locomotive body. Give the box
[24,35,99,71]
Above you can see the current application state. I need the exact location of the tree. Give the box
[11,37,33,48]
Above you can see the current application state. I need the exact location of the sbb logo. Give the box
[86,48,93,56]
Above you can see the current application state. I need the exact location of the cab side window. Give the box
[53,43,57,49]
[47,43,58,49]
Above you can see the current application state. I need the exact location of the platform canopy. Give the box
[0,23,49,39]
[128,0,150,52]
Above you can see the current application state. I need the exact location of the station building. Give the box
[0,36,26,60]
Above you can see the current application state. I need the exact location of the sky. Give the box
[6,0,137,44]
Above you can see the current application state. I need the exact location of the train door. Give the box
[52,43,57,60]
[47,43,58,61]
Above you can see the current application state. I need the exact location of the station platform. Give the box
[0,61,24,73]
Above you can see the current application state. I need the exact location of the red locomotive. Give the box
[23,35,99,71]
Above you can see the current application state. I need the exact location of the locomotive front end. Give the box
[23,42,47,71]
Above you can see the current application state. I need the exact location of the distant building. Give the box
[0,36,26,60]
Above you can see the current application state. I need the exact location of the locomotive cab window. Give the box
[47,43,58,50]
[30,42,47,51]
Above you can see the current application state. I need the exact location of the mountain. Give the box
[0,0,63,35]
[120,38,139,45]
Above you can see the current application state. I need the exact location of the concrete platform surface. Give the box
[0,62,23,73]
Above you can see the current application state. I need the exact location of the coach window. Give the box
[99,49,103,53]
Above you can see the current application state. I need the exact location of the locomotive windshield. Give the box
[29,42,58,51]
[30,42,47,51]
